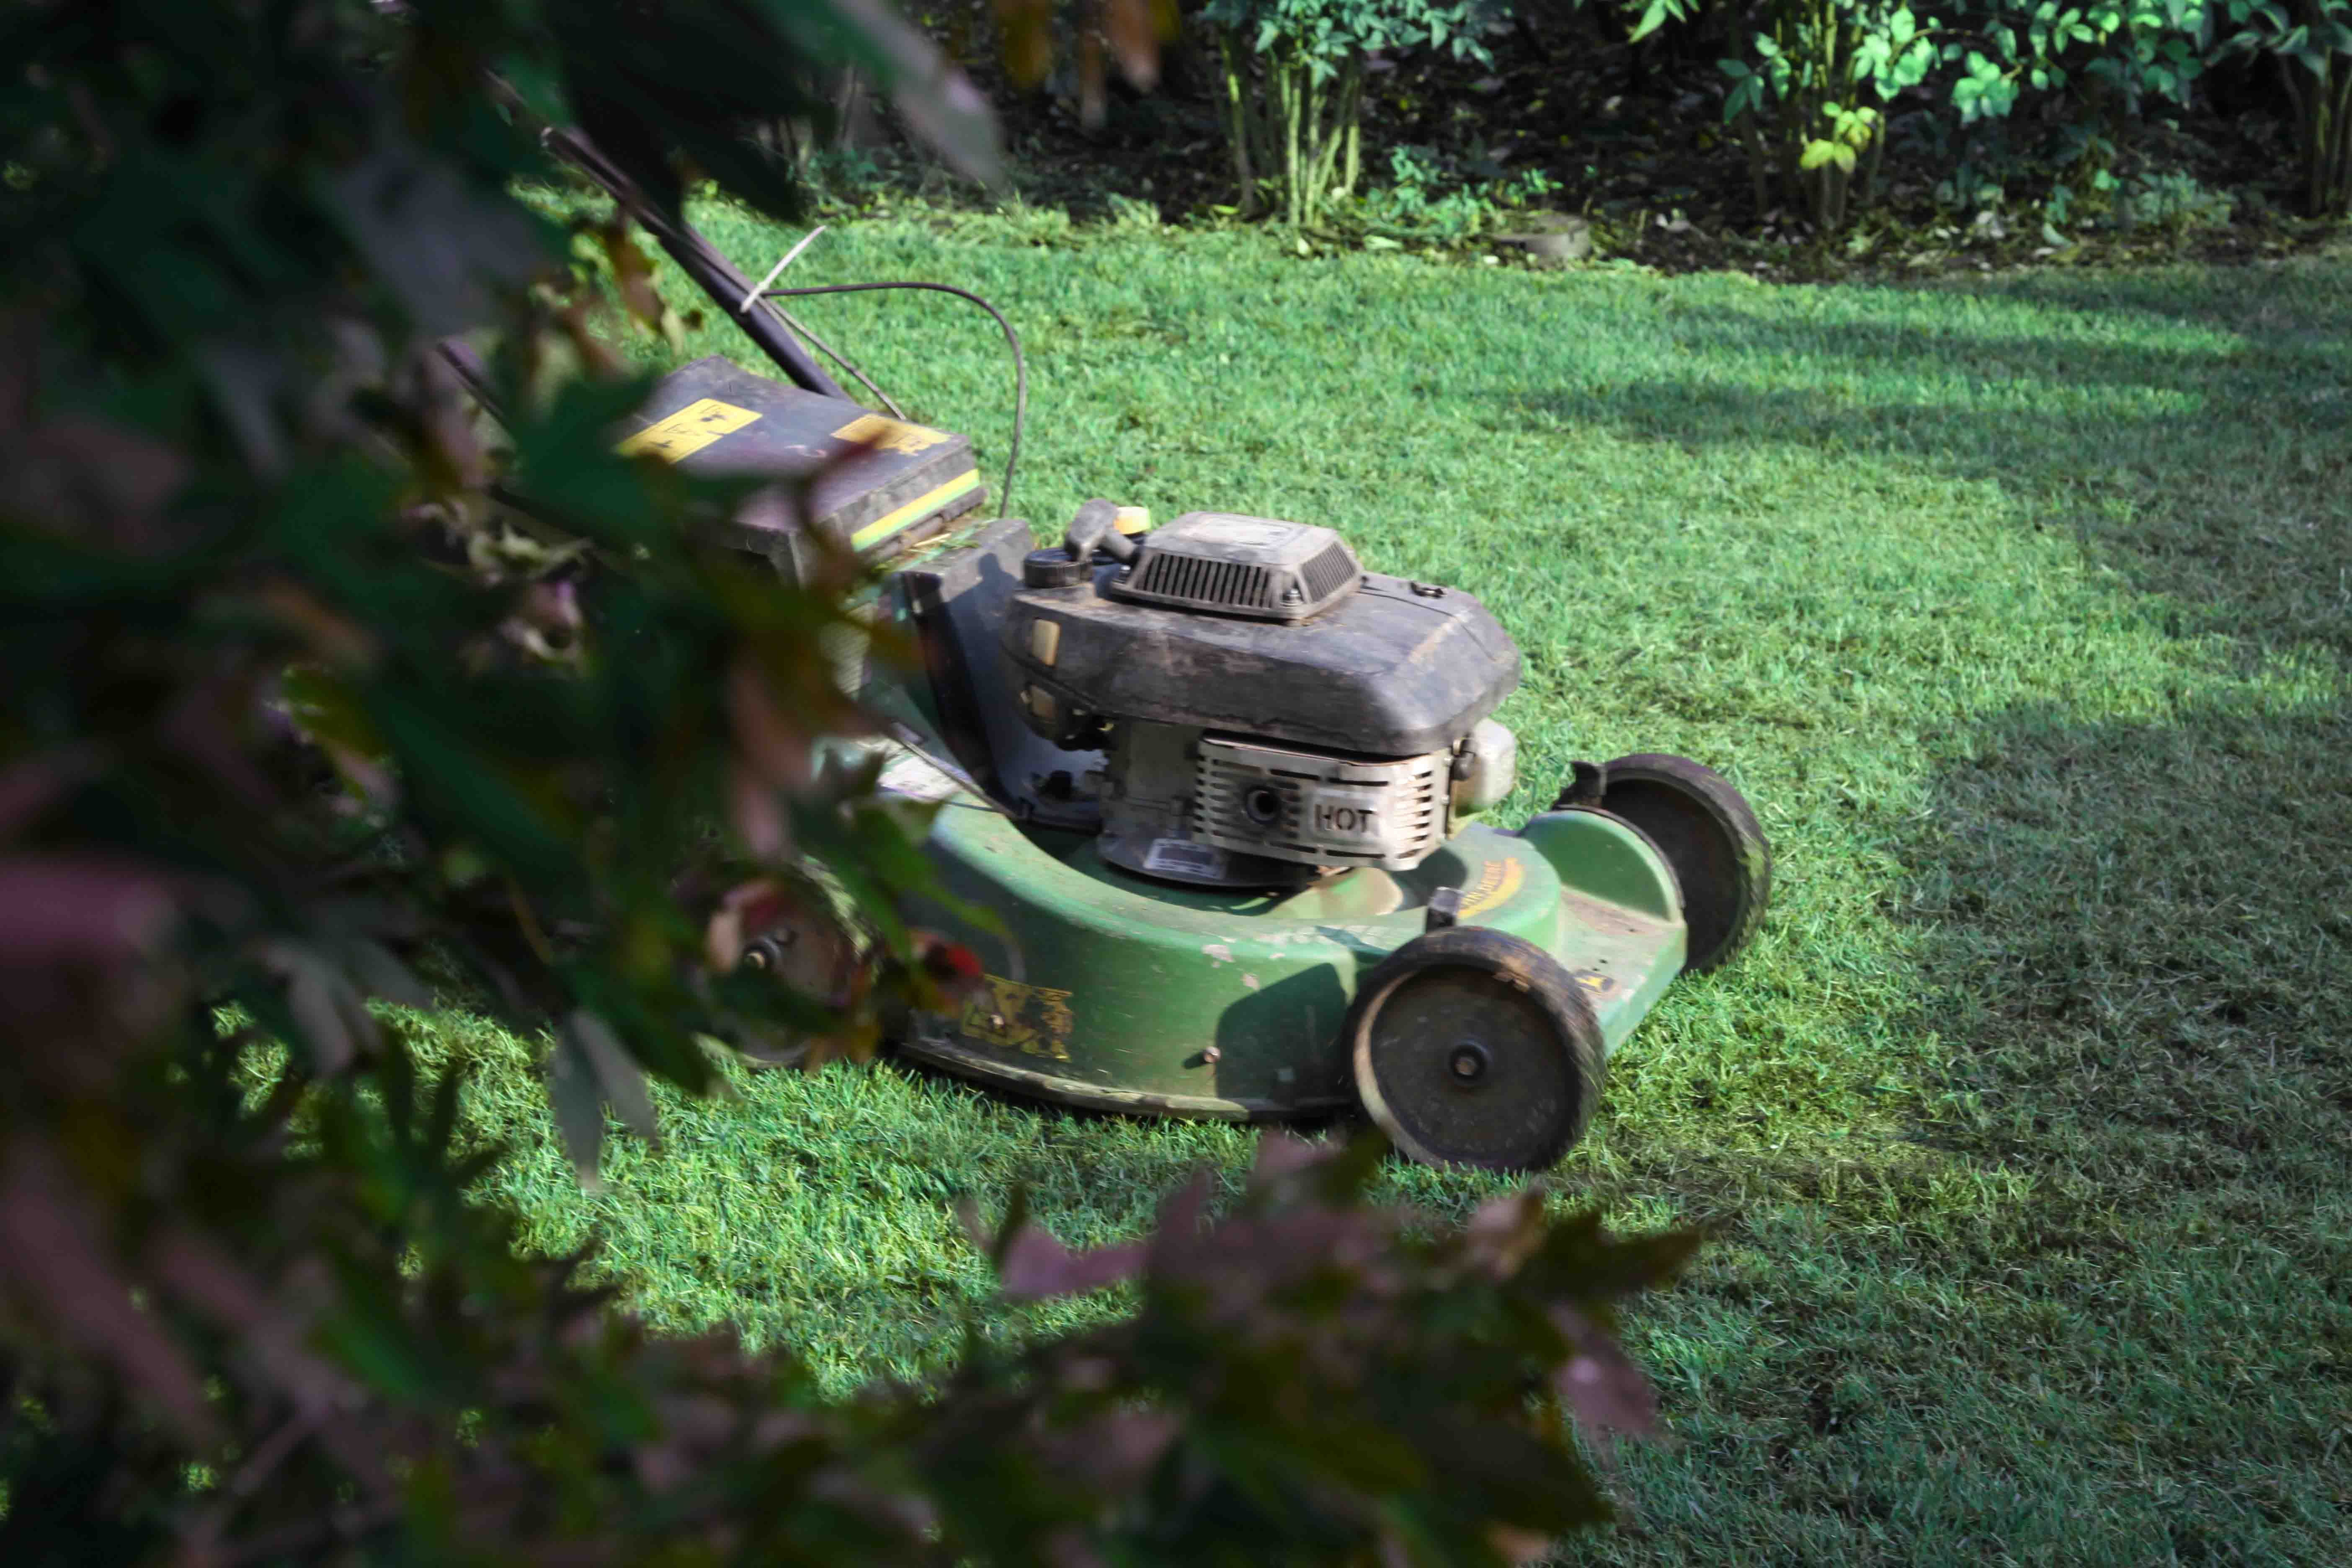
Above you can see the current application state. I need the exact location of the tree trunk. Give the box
[1217,32,1257,213]
[1280,59,1302,226]
[832,65,872,151]
[2303,59,2352,215]
[1302,62,1322,220]
[1741,120,1770,214]
[1858,117,1886,208]
[1210,36,1370,225]
[1337,63,1363,200]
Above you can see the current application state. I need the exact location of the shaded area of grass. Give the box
[1577,693,2352,1565]
[434,218,2350,1563]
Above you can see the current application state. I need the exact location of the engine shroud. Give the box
[1107,511,1363,621]
[1002,570,1519,759]
[999,511,1521,884]
[1192,735,1446,871]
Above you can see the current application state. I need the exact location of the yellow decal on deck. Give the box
[1458,858,1526,917]
[1572,971,1618,997]
[833,412,950,456]
[616,397,762,462]
[960,975,1075,1063]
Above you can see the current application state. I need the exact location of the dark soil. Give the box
[871,3,2342,280]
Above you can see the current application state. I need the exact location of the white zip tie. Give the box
[738,225,828,314]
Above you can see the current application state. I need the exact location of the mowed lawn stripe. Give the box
[419,209,2349,1566]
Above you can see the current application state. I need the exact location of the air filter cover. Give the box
[1106,512,1361,621]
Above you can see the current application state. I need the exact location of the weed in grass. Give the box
[425,209,2350,1564]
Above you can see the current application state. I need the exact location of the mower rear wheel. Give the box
[1347,926,1605,1172]
[1596,753,1771,972]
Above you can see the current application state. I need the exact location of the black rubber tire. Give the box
[1346,926,1606,1172]
[1596,753,1771,972]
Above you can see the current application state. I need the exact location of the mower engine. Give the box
[999,501,1522,888]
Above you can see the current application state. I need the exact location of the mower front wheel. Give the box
[1346,926,1606,1173]
[1593,753,1771,973]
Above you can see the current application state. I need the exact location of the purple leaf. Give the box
[727,659,817,794]
[286,960,358,1075]
[0,1143,216,1441]
[257,939,379,1075]
[1044,1527,1111,1568]
[1551,1307,1658,1445]
[1077,1408,1179,1489]
[0,411,192,553]
[995,1223,1145,1301]
[1463,1189,1547,1279]
[1156,1171,1213,1239]
[150,1233,354,1419]
[546,1029,607,1191]
[33,414,190,518]
[726,760,792,859]
[195,335,291,478]
[0,747,98,842]
[1250,1128,1326,1181]
[0,312,29,429]
[0,855,174,962]
[319,140,556,338]
[343,937,432,1009]
[563,1008,658,1142]
[160,669,284,812]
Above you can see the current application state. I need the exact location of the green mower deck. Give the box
[884,751,1688,1120]
[836,515,1769,1171]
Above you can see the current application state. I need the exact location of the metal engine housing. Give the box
[1001,516,1519,761]
[1191,735,1444,871]
[998,510,1522,887]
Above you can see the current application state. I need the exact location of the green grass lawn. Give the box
[425,211,2352,1564]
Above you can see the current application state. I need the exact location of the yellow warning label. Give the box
[616,398,762,462]
[832,413,950,456]
[1459,858,1526,917]
[960,974,1075,1063]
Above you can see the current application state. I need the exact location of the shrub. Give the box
[1351,142,1565,242]
[1716,0,1942,229]
[2113,165,2239,225]
[2217,0,2352,214]
[0,0,1692,1560]
[1203,0,1501,224]
[1704,0,2219,228]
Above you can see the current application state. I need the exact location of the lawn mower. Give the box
[533,131,1771,1172]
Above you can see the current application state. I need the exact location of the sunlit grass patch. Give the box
[436,214,2352,1565]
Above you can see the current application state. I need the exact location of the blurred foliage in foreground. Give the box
[0,0,1693,1561]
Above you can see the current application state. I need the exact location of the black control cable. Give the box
[760,280,1027,524]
